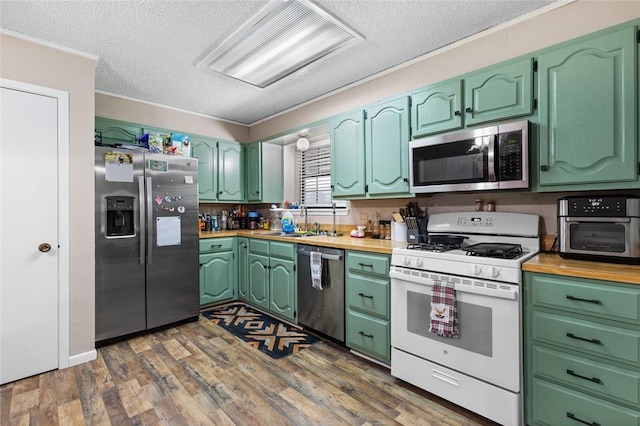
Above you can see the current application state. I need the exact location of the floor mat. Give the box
[201,303,318,359]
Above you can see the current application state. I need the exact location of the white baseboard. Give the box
[68,349,97,367]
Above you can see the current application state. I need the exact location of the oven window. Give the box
[413,138,489,186]
[406,291,493,357]
[569,222,626,253]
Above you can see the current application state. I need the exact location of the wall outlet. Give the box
[359,213,368,225]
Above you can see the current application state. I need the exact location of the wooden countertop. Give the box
[523,253,640,285]
[199,229,406,255]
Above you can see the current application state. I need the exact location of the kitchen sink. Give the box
[263,231,323,238]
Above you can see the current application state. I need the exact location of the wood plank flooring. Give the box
[1,313,498,425]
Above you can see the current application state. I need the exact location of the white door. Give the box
[0,86,60,384]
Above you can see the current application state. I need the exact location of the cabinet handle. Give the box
[358,262,374,268]
[566,369,602,384]
[358,331,374,338]
[211,244,222,249]
[454,110,461,116]
[540,165,549,171]
[566,295,602,305]
[358,292,374,299]
[566,412,600,426]
[465,107,472,113]
[566,332,602,345]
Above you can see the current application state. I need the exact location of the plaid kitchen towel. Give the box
[429,280,460,338]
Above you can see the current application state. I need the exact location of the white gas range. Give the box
[390,211,540,426]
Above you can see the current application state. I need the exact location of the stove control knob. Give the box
[404,256,412,267]
[416,258,424,268]
[489,266,500,278]
[470,264,483,275]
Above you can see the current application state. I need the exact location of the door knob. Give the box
[38,243,52,253]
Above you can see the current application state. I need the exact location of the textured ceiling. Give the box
[1,0,557,125]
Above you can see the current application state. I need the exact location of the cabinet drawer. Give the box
[530,273,640,324]
[269,241,294,260]
[346,273,389,318]
[532,378,640,426]
[532,311,640,366]
[199,237,235,253]
[249,238,270,256]
[533,345,640,407]
[346,310,390,362]
[347,251,389,277]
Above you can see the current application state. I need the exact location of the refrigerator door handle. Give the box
[138,176,146,266]
[146,177,153,264]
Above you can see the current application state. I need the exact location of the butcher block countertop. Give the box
[199,229,406,255]
[523,253,640,285]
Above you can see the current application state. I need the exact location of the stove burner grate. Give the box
[407,242,461,253]
[463,243,523,259]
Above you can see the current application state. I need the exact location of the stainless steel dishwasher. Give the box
[297,244,345,343]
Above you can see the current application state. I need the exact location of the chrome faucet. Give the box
[303,204,309,233]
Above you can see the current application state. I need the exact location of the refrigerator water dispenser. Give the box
[106,196,134,237]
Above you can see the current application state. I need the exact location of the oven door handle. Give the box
[563,217,631,223]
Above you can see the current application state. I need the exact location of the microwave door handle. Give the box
[487,136,496,182]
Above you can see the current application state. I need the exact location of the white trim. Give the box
[0,78,71,370]
[95,90,247,127]
[68,349,97,367]
[0,28,100,62]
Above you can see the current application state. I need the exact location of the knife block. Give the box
[406,217,427,244]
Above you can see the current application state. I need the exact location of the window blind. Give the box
[298,143,332,205]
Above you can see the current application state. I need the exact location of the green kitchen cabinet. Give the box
[331,96,411,199]
[410,57,534,138]
[463,57,534,127]
[331,110,366,197]
[247,239,297,321]
[537,26,638,190]
[245,141,283,203]
[524,272,640,425]
[192,137,218,201]
[217,141,243,201]
[199,238,237,306]
[345,250,391,363]
[193,138,244,202]
[238,237,249,301]
[95,117,142,145]
[410,79,463,138]
[248,252,269,310]
[365,96,411,196]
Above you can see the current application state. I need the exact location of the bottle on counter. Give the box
[221,210,228,230]
[365,220,373,239]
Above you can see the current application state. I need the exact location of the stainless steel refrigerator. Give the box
[95,146,199,344]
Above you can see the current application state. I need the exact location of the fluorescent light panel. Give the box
[197,0,363,88]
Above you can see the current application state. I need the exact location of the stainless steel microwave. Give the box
[409,120,529,193]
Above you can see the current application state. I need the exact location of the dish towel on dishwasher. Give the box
[429,280,459,338]
[310,251,323,290]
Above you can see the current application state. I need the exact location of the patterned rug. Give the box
[201,303,318,359]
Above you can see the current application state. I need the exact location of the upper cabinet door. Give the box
[464,57,534,126]
[217,141,243,201]
[192,138,217,201]
[538,27,637,188]
[245,142,262,202]
[411,80,463,138]
[366,97,410,196]
[331,110,366,197]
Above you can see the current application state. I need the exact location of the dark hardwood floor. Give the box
[2,312,499,425]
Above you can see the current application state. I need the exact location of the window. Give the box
[297,141,332,205]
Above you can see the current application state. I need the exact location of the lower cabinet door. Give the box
[346,310,390,362]
[533,378,640,426]
[199,252,234,305]
[270,259,296,322]
[238,238,249,300]
[248,253,269,310]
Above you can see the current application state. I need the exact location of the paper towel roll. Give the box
[391,221,407,242]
